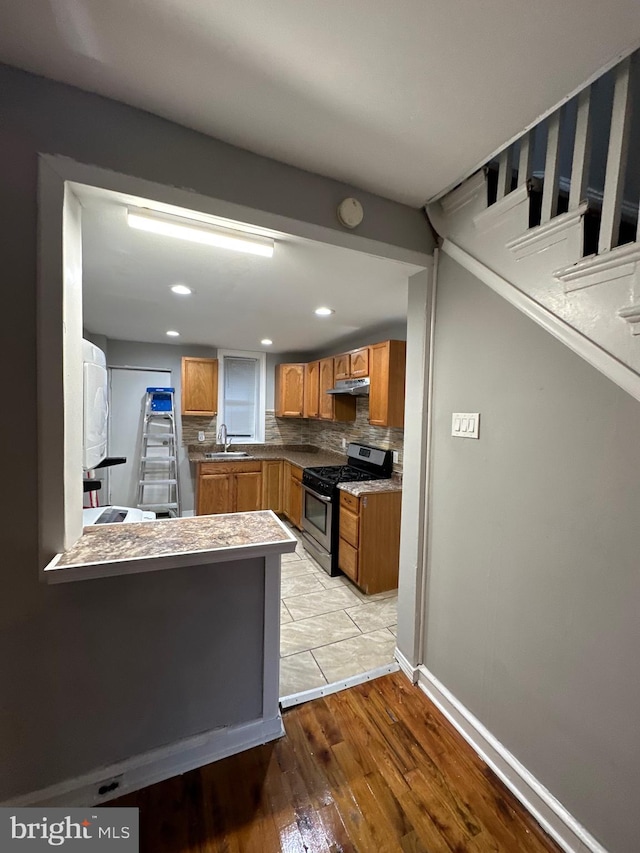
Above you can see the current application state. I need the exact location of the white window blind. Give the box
[222,355,261,441]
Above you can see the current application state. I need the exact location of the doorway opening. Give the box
[38,154,432,706]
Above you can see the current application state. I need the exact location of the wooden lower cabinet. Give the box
[283,461,303,529]
[338,489,401,594]
[261,460,283,512]
[197,461,262,515]
[197,472,232,515]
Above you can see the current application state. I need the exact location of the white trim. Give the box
[395,266,434,669]
[216,348,267,444]
[279,662,399,709]
[506,203,588,260]
[2,715,285,808]
[263,554,282,720]
[442,239,640,405]
[473,184,528,231]
[554,242,640,292]
[428,36,640,204]
[394,648,419,683]
[439,170,486,216]
[618,303,640,335]
[417,667,607,853]
[52,155,433,267]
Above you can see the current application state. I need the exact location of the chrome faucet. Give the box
[217,423,233,452]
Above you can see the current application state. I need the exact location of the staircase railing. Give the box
[485,49,640,257]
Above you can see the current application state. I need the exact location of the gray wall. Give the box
[426,253,640,852]
[0,61,432,800]
[304,320,407,362]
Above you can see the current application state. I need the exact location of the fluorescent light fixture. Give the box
[166,330,180,337]
[261,338,273,346]
[170,284,192,295]
[314,306,334,316]
[128,209,274,257]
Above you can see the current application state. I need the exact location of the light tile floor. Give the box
[279,527,398,698]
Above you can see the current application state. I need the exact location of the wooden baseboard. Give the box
[2,715,284,808]
[417,667,606,853]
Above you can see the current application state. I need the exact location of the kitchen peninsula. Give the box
[44,511,296,583]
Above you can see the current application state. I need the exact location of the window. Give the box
[217,350,266,443]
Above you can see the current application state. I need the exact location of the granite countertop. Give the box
[45,511,297,583]
[189,443,348,469]
[338,477,403,497]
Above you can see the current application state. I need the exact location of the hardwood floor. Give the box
[112,673,560,852]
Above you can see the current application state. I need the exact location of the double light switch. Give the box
[451,412,480,439]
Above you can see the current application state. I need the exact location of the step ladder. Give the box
[136,387,181,518]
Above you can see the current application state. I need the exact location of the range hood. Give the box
[326,377,370,396]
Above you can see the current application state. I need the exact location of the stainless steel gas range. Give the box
[300,442,394,575]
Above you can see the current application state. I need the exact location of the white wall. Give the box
[425,252,640,852]
[106,338,217,513]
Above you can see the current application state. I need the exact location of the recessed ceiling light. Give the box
[166,330,180,337]
[314,307,334,316]
[261,338,273,346]
[170,284,192,295]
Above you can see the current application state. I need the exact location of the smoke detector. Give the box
[337,197,364,229]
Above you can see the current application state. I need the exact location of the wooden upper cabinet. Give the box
[275,363,305,418]
[334,353,350,381]
[334,348,369,380]
[368,340,406,428]
[350,347,369,378]
[318,357,335,420]
[182,357,218,416]
[304,361,320,418]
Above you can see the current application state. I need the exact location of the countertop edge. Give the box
[43,511,297,584]
[337,480,403,496]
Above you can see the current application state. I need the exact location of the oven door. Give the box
[301,485,333,553]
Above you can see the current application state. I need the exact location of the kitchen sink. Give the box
[204,451,253,459]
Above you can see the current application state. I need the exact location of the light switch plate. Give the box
[452,412,480,439]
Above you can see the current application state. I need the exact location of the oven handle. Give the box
[302,485,332,503]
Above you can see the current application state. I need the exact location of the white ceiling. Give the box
[77,186,420,352]
[2,2,640,205]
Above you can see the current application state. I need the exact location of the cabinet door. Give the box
[318,357,335,420]
[334,354,350,380]
[197,473,231,515]
[339,538,358,582]
[235,472,263,512]
[339,506,359,548]
[182,357,218,415]
[290,477,303,529]
[304,361,320,418]
[282,461,292,519]
[261,461,283,512]
[369,340,406,428]
[350,347,369,378]
[276,363,305,417]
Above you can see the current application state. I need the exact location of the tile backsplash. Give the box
[305,398,404,467]
[183,398,403,467]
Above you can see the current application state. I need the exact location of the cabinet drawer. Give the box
[290,464,303,482]
[339,507,359,548]
[338,537,358,582]
[339,490,360,514]
[200,461,262,475]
